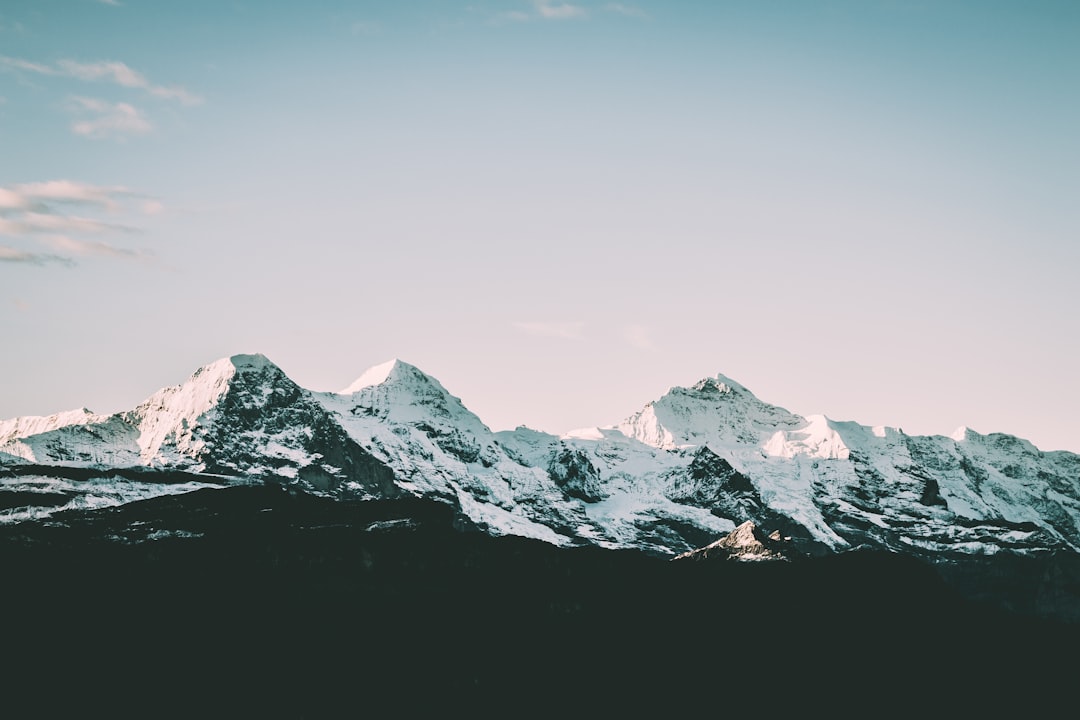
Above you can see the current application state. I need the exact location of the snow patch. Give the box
[563,427,605,441]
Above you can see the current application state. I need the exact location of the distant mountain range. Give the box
[4,353,1078,562]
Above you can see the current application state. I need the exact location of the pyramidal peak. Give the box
[338,359,437,395]
[190,353,282,385]
[339,359,405,394]
[616,370,803,451]
[332,359,482,429]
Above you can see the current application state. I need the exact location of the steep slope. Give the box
[497,424,738,553]
[0,354,397,497]
[604,375,1080,556]
[317,360,590,545]
[612,376,846,548]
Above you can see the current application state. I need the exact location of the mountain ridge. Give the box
[2,353,1079,567]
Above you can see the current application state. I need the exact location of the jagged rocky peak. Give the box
[673,520,789,562]
[120,353,302,466]
[689,373,750,397]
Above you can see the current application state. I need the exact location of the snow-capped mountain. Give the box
[3,354,1079,564]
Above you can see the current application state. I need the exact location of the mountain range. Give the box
[4,352,1078,564]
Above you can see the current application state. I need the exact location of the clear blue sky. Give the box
[2,1,1078,451]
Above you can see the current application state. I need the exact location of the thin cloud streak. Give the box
[43,235,146,260]
[0,55,202,105]
[2,180,141,210]
[0,213,137,236]
[492,1,587,23]
[533,1,587,19]
[0,245,74,266]
[0,56,53,74]
[0,181,157,267]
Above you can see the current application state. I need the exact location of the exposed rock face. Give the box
[673,521,789,562]
[548,445,606,502]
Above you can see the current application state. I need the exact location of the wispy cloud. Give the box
[622,324,655,351]
[0,180,158,267]
[68,96,152,138]
[57,59,203,105]
[605,3,648,19]
[0,245,73,266]
[0,180,140,211]
[0,213,136,236]
[42,235,146,259]
[492,1,587,23]
[97,0,123,6]
[0,56,53,74]
[513,321,585,339]
[534,1,587,19]
[0,56,202,105]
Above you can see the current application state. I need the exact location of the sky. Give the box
[1,0,1078,452]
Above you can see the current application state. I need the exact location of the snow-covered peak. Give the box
[0,406,105,445]
[615,372,803,451]
[127,353,291,462]
[328,359,493,439]
[192,353,282,383]
[693,373,750,396]
[338,359,451,396]
[339,359,407,394]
